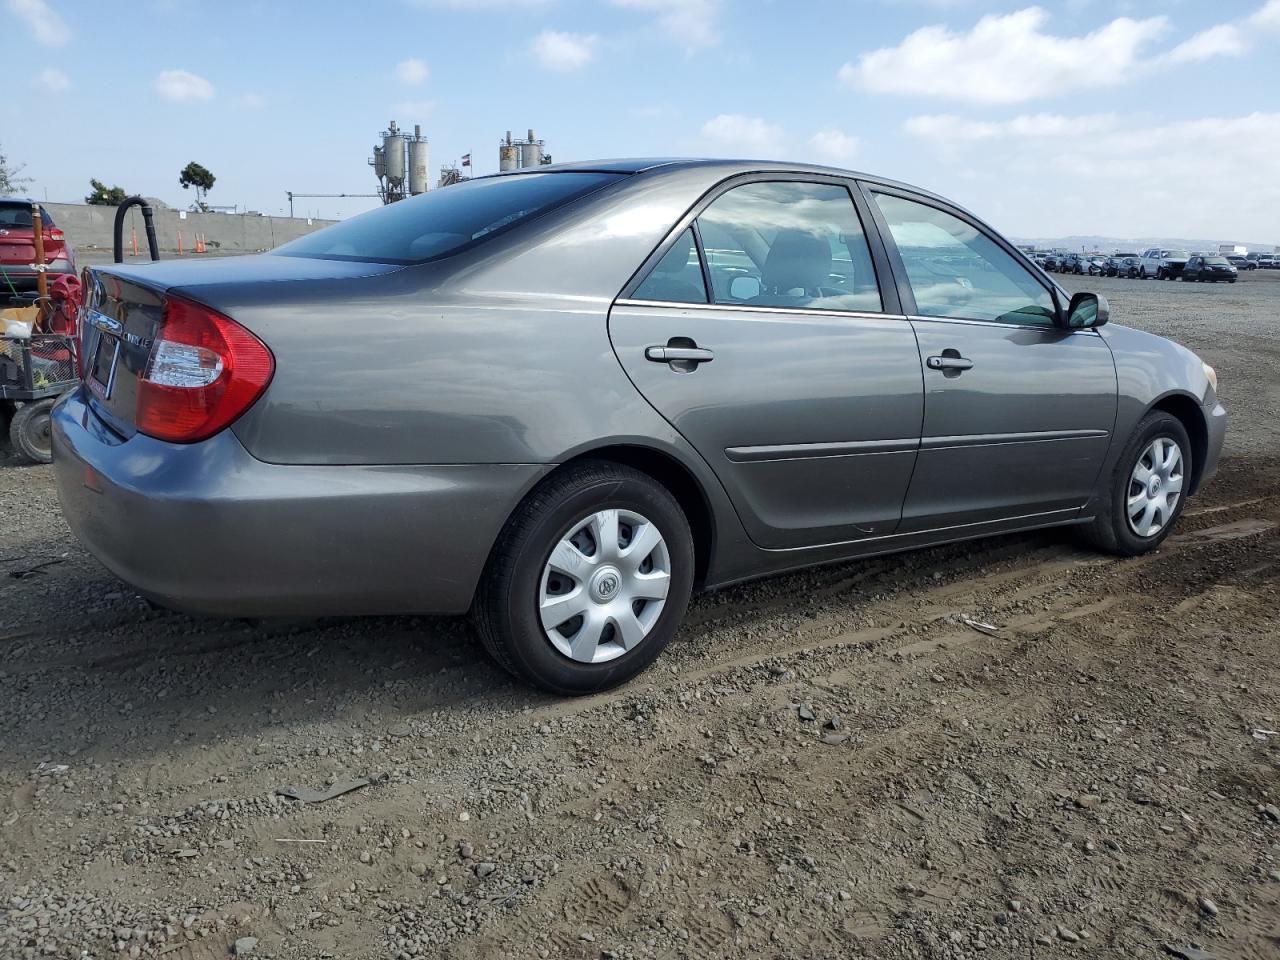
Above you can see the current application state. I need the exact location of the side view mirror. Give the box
[729,275,762,300]
[1065,291,1109,329]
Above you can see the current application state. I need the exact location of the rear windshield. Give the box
[1164,250,1189,258]
[274,172,623,265]
[1204,256,1229,265]
[0,202,55,228]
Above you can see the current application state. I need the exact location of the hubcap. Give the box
[538,508,671,664]
[1126,436,1183,538]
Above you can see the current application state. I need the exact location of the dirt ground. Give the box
[2,272,1278,960]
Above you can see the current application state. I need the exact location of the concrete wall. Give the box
[43,202,336,255]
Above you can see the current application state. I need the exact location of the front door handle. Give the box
[926,354,973,371]
[646,345,714,364]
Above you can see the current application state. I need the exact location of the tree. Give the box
[86,179,128,205]
[179,161,216,211]
[0,144,30,196]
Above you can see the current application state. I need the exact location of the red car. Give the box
[0,199,75,293]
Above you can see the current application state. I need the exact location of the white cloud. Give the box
[700,114,787,158]
[903,110,1280,239]
[394,57,429,85]
[1155,1,1280,66]
[155,69,214,102]
[1161,23,1247,64]
[390,99,436,118]
[613,0,722,50]
[806,128,861,165]
[38,67,70,92]
[843,7,1169,103]
[530,30,599,72]
[1250,0,1280,29]
[6,0,69,46]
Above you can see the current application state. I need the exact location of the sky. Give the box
[2,0,1279,242]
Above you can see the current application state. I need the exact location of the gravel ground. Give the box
[1,272,1278,960]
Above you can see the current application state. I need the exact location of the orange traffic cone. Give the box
[131,226,138,257]
[177,230,184,255]
[196,233,206,254]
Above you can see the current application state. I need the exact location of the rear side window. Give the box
[632,228,706,303]
[874,193,1056,327]
[275,172,623,264]
[696,182,882,312]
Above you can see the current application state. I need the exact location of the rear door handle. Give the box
[926,355,973,371]
[646,346,714,364]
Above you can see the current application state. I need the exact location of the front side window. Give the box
[874,193,1056,326]
[695,181,882,312]
[632,228,707,303]
[275,172,622,264]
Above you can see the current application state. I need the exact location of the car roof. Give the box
[498,157,952,204]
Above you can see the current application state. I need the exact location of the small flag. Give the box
[461,153,471,167]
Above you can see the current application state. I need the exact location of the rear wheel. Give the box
[1079,411,1191,556]
[472,461,695,695]
[9,398,56,464]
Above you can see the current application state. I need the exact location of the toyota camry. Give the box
[53,159,1226,694]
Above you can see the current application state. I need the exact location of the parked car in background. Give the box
[0,199,75,291]
[1225,255,1255,271]
[1138,248,1189,280]
[1042,253,1063,272]
[1116,255,1143,278]
[1258,254,1278,268]
[1060,253,1087,274]
[1086,256,1109,276]
[52,158,1226,694]
[1182,255,1238,282]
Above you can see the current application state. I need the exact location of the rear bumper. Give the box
[51,389,550,616]
[1,260,75,288]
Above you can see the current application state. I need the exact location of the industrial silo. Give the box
[519,128,543,168]
[499,131,519,172]
[407,125,429,195]
[383,123,406,191]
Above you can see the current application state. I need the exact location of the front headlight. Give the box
[1203,362,1218,393]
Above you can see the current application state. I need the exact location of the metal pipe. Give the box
[30,202,48,327]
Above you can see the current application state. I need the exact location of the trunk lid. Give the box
[81,255,404,437]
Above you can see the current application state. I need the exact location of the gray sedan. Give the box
[53,159,1226,694]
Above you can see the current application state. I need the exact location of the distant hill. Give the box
[1011,235,1279,254]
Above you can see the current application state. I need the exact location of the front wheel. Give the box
[1079,411,1191,556]
[472,461,695,695]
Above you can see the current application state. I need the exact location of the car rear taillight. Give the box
[136,296,274,443]
[47,228,64,241]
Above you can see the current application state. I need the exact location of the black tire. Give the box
[1079,411,1191,556]
[1157,268,1166,280]
[471,460,695,695]
[9,398,56,464]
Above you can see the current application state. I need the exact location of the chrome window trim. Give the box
[907,314,1101,335]
[615,298,904,322]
